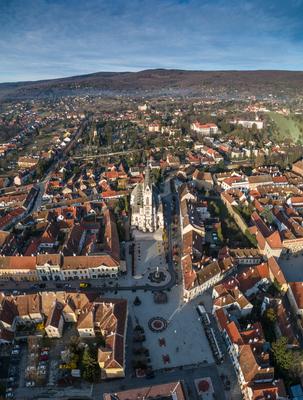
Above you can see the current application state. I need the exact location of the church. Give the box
[130,165,163,233]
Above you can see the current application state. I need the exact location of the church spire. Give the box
[144,163,151,188]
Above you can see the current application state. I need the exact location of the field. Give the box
[268,112,303,142]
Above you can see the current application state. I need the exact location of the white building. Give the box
[190,122,219,135]
[230,119,264,130]
[130,165,163,233]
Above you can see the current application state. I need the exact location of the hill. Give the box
[1,69,303,100]
[269,112,303,143]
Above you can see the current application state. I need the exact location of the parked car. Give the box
[79,282,90,288]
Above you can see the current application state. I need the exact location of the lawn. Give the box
[269,112,303,143]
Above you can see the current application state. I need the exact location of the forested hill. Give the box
[1,69,303,100]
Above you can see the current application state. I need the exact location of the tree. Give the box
[104,123,113,147]
[272,337,293,372]
[82,346,100,382]
[217,224,223,242]
[244,229,257,247]
[289,350,303,379]
[264,307,277,323]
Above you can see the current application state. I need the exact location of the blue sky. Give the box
[0,0,303,82]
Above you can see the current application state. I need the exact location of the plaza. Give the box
[279,254,303,282]
[108,283,214,370]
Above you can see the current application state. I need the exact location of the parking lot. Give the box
[1,342,27,399]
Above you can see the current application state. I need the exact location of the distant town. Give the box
[1,91,303,400]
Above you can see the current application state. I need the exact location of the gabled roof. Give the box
[62,255,119,270]
[0,256,36,270]
[289,282,303,309]
[226,321,243,345]
[45,301,63,329]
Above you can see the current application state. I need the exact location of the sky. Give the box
[0,0,303,82]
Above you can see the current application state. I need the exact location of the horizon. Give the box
[1,0,303,83]
[2,67,303,85]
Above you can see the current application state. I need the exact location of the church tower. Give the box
[143,164,154,232]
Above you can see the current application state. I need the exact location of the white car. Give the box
[38,370,46,375]
[25,381,35,387]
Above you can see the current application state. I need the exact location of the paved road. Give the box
[73,147,145,160]
[29,118,91,214]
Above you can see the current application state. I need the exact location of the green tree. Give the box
[82,346,99,382]
[272,337,293,372]
[264,307,277,323]
[289,351,303,379]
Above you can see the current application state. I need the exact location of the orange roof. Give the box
[214,309,229,331]
[289,282,303,309]
[0,256,36,270]
[182,255,196,290]
[267,257,286,286]
[226,321,243,345]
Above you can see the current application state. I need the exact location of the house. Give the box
[221,176,249,192]
[0,256,37,281]
[292,159,303,177]
[77,305,95,337]
[222,247,262,266]
[0,292,128,379]
[249,212,283,258]
[96,299,128,379]
[17,156,39,169]
[0,207,25,230]
[45,301,64,338]
[248,175,273,190]
[192,170,213,190]
[148,122,161,132]
[215,311,277,400]
[36,254,62,281]
[166,154,180,168]
[287,282,303,317]
[61,255,120,280]
[213,280,253,317]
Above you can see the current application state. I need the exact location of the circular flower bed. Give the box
[148,317,168,332]
[198,379,210,392]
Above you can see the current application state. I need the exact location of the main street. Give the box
[29,118,91,214]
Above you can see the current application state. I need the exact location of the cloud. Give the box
[0,0,302,82]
